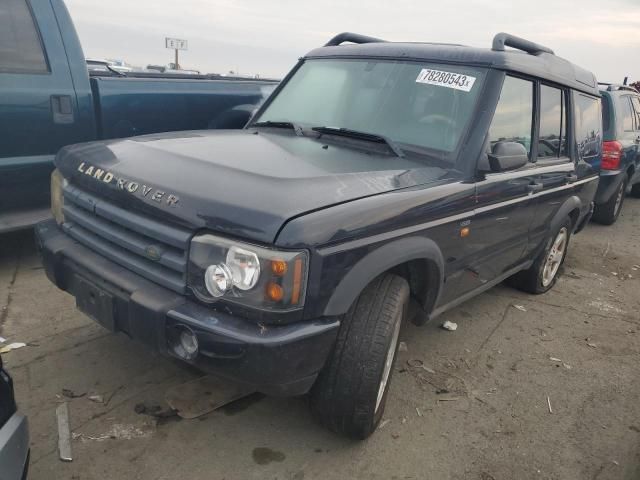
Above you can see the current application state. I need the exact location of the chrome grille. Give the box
[62,184,190,293]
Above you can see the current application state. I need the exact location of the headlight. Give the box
[51,169,67,225]
[188,233,308,311]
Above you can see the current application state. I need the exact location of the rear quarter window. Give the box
[619,96,636,132]
[573,92,602,164]
[600,95,612,137]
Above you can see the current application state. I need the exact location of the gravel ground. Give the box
[0,199,638,480]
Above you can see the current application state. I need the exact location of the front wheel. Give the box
[310,273,409,439]
[507,218,572,294]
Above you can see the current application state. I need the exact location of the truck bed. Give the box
[90,76,277,139]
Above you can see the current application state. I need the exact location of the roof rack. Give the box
[492,32,554,55]
[598,82,637,92]
[324,32,386,47]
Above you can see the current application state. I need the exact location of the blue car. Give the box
[0,353,29,480]
[592,84,640,224]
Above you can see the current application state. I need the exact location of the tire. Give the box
[310,273,409,439]
[592,175,628,225]
[630,181,640,198]
[507,218,572,294]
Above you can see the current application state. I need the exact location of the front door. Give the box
[0,0,84,229]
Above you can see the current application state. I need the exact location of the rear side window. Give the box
[601,96,611,134]
[620,97,635,132]
[538,85,568,159]
[488,76,534,159]
[573,93,602,162]
[0,0,48,73]
[631,97,640,131]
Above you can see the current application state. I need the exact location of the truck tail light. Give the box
[601,141,622,170]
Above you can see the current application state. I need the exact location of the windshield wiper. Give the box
[311,126,404,157]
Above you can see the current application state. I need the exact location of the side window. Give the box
[488,76,534,159]
[0,0,48,73]
[538,85,568,159]
[631,97,640,131]
[573,92,602,162]
[620,96,635,132]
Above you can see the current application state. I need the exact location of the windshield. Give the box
[255,59,486,157]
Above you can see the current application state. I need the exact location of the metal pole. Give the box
[175,49,179,70]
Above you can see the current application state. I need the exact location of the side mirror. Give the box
[487,141,529,172]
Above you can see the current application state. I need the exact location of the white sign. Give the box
[165,38,188,50]
[416,68,476,92]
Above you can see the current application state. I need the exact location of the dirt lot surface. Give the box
[1,200,639,480]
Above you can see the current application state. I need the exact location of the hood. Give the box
[56,130,452,244]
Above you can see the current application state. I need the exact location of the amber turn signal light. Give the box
[266,282,284,302]
[271,259,288,276]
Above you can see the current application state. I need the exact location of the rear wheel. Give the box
[310,273,409,439]
[507,218,572,294]
[592,175,628,225]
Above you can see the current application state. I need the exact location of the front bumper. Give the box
[0,413,29,480]
[36,220,339,396]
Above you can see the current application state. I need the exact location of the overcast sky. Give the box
[66,0,640,82]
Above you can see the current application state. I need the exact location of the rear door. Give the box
[0,0,80,229]
[526,84,577,252]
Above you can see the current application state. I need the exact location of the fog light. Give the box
[169,325,199,360]
[204,263,233,298]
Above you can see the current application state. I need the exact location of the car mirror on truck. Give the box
[487,141,529,172]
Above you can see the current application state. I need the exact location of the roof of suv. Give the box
[305,32,599,96]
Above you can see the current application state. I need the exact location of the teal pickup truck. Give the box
[0,0,277,233]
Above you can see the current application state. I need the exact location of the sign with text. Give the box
[165,38,188,50]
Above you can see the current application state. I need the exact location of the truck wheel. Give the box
[592,175,628,225]
[507,218,571,294]
[310,273,409,439]
[630,181,640,198]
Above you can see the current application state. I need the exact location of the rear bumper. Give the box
[595,170,625,205]
[36,220,339,396]
[0,413,29,480]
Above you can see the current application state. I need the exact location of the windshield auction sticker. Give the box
[416,69,476,92]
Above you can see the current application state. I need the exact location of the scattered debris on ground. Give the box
[0,342,26,354]
[61,389,85,399]
[56,402,72,462]
[88,395,104,403]
[398,341,408,352]
[165,375,254,419]
[74,423,155,442]
[513,305,527,312]
[441,321,458,331]
[378,419,391,430]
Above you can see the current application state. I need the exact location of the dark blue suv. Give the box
[592,84,640,224]
[37,32,600,438]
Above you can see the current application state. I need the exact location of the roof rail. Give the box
[324,32,386,47]
[492,32,554,55]
[598,82,638,92]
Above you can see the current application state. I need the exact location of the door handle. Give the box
[51,95,74,124]
[527,182,543,193]
[566,174,578,183]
